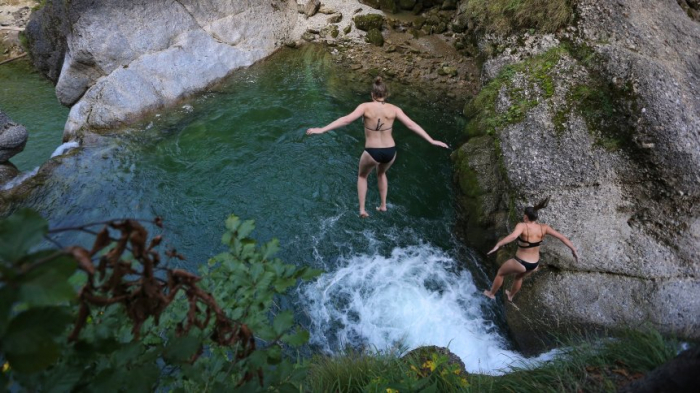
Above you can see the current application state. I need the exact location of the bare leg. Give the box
[483,259,526,299]
[375,154,396,212]
[358,151,378,218]
[506,267,538,301]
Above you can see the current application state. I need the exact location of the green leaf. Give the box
[225,215,241,232]
[0,285,17,336]
[273,311,294,335]
[2,307,71,373]
[237,220,255,239]
[262,238,280,260]
[4,333,59,373]
[44,364,84,393]
[274,277,297,292]
[18,255,77,306]
[163,335,201,363]
[0,208,48,263]
[281,329,310,347]
[123,363,159,393]
[298,267,323,281]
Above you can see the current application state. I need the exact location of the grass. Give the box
[304,329,685,392]
[306,347,469,392]
[464,0,574,35]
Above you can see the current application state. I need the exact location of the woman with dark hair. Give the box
[306,77,449,218]
[483,197,579,301]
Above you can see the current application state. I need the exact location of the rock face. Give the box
[455,0,700,349]
[25,0,299,141]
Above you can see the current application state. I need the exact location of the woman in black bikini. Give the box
[482,197,579,301]
[306,77,449,218]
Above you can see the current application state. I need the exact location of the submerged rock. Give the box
[0,111,28,163]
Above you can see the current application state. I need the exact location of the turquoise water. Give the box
[7,46,552,373]
[0,59,68,172]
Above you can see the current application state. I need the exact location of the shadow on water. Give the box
[7,45,539,374]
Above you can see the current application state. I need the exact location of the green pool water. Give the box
[4,45,551,373]
[0,59,68,172]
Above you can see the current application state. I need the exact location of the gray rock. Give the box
[458,1,700,346]
[0,111,28,163]
[26,0,300,141]
[327,13,343,24]
[304,0,320,17]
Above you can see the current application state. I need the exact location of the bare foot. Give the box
[359,211,369,218]
[482,290,495,299]
[505,290,514,302]
[376,206,387,212]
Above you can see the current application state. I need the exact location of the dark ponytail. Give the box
[371,76,388,99]
[524,196,550,221]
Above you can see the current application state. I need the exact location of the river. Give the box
[0,46,552,374]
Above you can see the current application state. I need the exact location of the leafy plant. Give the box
[0,209,320,391]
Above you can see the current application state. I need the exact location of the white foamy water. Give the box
[50,141,79,158]
[1,166,39,191]
[301,244,557,375]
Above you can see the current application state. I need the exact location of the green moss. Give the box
[463,46,566,138]
[464,0,573,35]
[353,14,385,32]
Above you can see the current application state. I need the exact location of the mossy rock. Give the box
[399,0,417,10]
[359,0,380,9]
[365,28,384,46]
[343,24,352,35]
[354,13,385,31]
[379,0,399,13]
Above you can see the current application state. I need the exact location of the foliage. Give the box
[0,208,320,391]
[307,347,468,393]
[464,0,574,35]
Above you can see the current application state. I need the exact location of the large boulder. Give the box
[0,111,28,163]
[455,0,700,350]
[24,0,299,141]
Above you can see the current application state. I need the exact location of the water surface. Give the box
[11,46,546,374]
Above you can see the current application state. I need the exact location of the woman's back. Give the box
[516,222,546,260]
[363,101,397,148]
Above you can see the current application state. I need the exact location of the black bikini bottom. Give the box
[515,256,539,272]
[365,146,397,164]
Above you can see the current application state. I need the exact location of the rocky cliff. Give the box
[24,0,300,141]
[453,0,700,349]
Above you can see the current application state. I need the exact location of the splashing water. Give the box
[302,243,557,374]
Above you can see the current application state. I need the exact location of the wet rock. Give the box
[0,111,28,163]
[353,13,384,31]
[365,28,384,46]
[378,0,399,14]
[441,0,457,11]
[0,162,19,185]
[437,65,457,76]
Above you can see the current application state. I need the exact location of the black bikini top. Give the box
[518,224,544,248]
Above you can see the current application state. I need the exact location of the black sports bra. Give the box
[518,224,544,248]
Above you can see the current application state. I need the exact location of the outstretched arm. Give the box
[487,224,525,255]
[306,104,365,135]
[544,225,579,263]
[395,107,449,149]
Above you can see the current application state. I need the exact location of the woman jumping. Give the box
[483,197,579,301]
[306,77,448,218]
